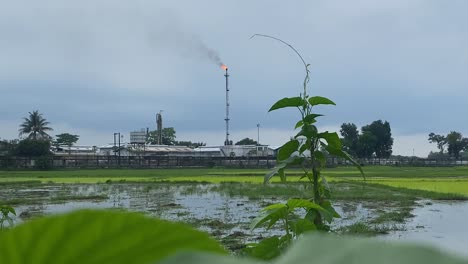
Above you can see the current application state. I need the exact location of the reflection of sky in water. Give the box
[3,184,468,257]
[383,200,468,258]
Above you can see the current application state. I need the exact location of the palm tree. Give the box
[18,110,53,140]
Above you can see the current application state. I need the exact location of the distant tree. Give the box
[18,110,53,140]
[427,151,449,160]
[0,139,19,156]
[14,139,51,157]
[340,123,359,156]
[54,133,80,155]
[446,131,466,159]
[147,127,176,145]
[428,133,447,153]
[362,120,393,158]
[235,138,258,145]
[356,130,377,158]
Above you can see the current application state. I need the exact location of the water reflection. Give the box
[2,183,467,257]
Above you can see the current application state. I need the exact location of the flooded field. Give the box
[385,200,468,257]
[1,182,467,256]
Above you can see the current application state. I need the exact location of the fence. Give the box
[0,155,466,170]
[0,155,278,169]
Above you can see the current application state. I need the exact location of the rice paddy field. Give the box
[1,166,468,196]
[1,166,468,256]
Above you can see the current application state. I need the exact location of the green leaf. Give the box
[286,199,327,212]
[0,210,225,264]
[290,219,316,236]
[318,132,342,149]
[294,120,304,129]
[326,146,364,178]
[295,125,317,139]
[303,114,322,124]
[313,151,326,167]
[263,203,288,211]
[278,168,286,183]
[160,252,258,264]
[269,97,304,112]
[243,236,282,260]
[318,200,341,223]
[321,175,331,198]
[250,206,288,230]
[275,234,467,264]
[277,140,299,161]
[299,140,311,154]
[308,96,336,106]
[0,205,16,216]
[264,160,290,183]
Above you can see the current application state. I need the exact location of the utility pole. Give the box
[156,110,163,145]
[114,132,121,166]
[257,123,260,145]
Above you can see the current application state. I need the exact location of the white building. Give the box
[194,145,277,157]
[52,145,97,156]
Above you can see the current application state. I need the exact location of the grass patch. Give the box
[338,222,401,236]
[0,198,42,206]
[370,209,414,224]
[332,181,468,201]
[187,218,237,230]
[50,194,109,202]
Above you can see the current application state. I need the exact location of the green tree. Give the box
[235,138,258,145]
[0,139,18,156]
[340,123,359,156]
[446,131,466,159]
[147,127,176,145]
[14,139,51,157]
[18,110,53,140]
[428,133,447,153]
[356,130,377,158]
[362,120,393,158]
[54,133,80,155]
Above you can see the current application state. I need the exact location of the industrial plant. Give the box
[51,66,278,159]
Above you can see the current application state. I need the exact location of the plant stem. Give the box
[310,138,323,226]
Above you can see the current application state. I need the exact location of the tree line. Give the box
[340,120,394,159]
[428,132,468,159]
[2,111,467,161]
[0,111,209,160]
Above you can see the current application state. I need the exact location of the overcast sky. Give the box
[1,0,467,156]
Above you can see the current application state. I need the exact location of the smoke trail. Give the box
[196,41,223,66]
[145,11,224,67]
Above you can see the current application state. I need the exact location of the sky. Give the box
[1,0,467,157]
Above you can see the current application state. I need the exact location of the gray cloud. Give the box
[1,0,467,156]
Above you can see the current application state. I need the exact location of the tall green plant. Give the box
[247,35,363,259]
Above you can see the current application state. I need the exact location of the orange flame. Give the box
[220,64,228,71]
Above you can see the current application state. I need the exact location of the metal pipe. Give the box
[224,68,230,145]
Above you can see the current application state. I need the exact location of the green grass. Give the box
[338,222,400,236]
[50,194,109,202]
[1,166,467,179]
[322,166,468,178]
